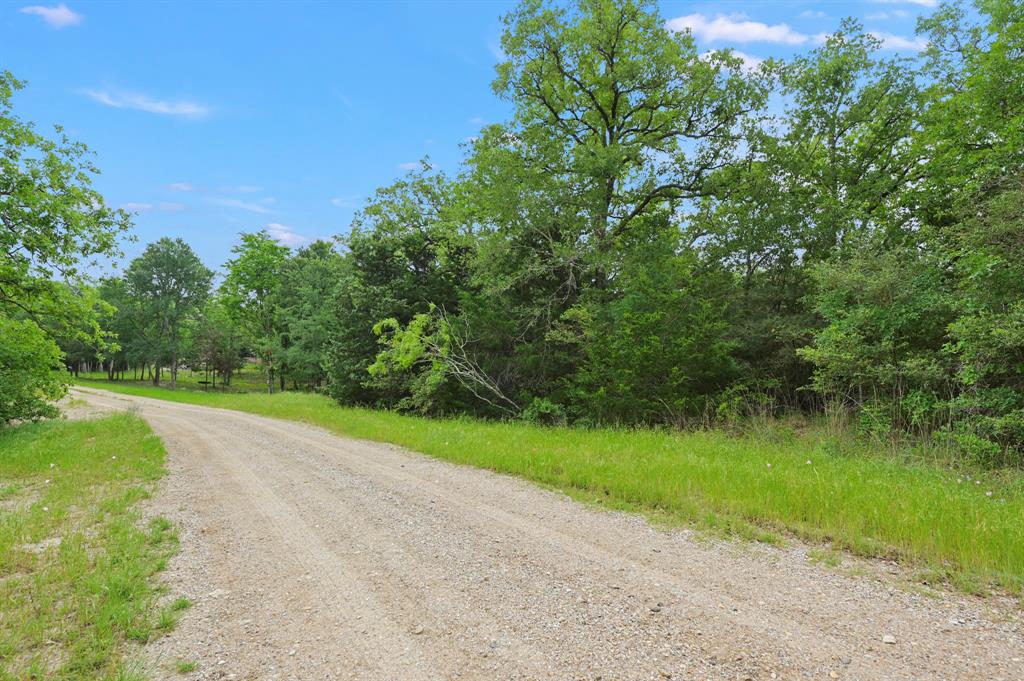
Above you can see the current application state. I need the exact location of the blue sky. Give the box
[2,0,936,272]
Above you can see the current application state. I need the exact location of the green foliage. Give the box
[222,231,290,393]
[124,238,212,387]
[801,243,955,426]
[308,0,1024,461]
[0,316,67,424]
[0,70,129,421]
[561,242,736,425]
[325,169,472,407]
[0,71,130,336]
[276,241,344,389]
[14,0,1019,471]
[189,296,246,387]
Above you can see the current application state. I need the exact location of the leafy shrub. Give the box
[0,316,68,424]
[520,397,567,426]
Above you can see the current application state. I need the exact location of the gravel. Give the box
[74,387,1024,680]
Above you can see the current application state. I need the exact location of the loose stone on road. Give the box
[73,387,1023,680]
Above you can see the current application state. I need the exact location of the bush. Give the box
[0,316,68,424]
[520,397,567,426]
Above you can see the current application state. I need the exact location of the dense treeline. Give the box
[324,0,1024,466]
[3,0,1022,466]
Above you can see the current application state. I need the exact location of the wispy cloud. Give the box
[210,198,273,214]
[873,0,937,7]
[19,3,82,29]
[798,10,827,19]
[870,31,928,50]
[397,162,421,170]
[487,40,506,62]
[666,13,808,45]
[168,182,194,192]
[121,200,188,212]
[265,223,308,247]
[83,89,209,119]
[330,196,360,208]
[868,9,911,19]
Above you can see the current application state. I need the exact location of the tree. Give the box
[190,297,245,388]
[917,0,1024,222]
[0,316,67,424]
[326,169,473,408]
[0,71,130,340]
[277,240,343,390]
[125,238,212,387]
[364,0,769,420]
[694,22,924,408]
[0,71,129,421]
[222,231,290,394]
[494,0,768,286]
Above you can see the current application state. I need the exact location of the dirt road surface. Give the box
[71,387,1023,680]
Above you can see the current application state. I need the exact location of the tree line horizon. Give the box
[3,0,1023,467]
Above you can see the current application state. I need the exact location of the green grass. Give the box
[174,660,197,675]
[77,379,1024,595]
[78,366,269,393]
[0,413,180,680]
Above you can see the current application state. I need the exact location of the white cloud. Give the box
[83,89,209,118]
[19,3,82,29]
[666,13,808,45]
[120,202,153,212]
[225,185,260,193]
[159,202,186,212]
[397,162,421,170]
[799,10,827,19]
[873,0,936,7]
[868,9,911,19]
[168,182,194,192]
[210,198,273,214]
[330,196,359,208]
[870,31,928,50]
[265,223,308,247]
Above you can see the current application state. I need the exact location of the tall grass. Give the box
[0,414,180,680]
[77,379,1024,594]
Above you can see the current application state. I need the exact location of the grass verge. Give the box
[0,413,178,680]
[78,379,1024,595]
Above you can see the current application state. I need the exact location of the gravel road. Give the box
[71,387,1023,681]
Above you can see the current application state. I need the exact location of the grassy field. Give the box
[77,379,1024,596]
[0,413,183,680]
[77,367,269,393]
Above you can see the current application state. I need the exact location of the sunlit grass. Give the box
[77,367,269,393]
[78,379,1024,595]
[0,413,180,680]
